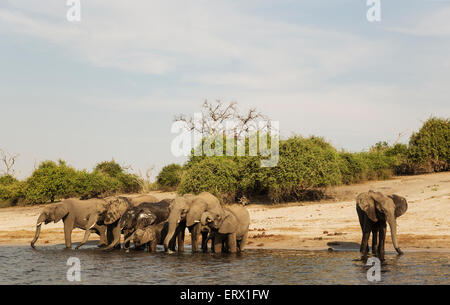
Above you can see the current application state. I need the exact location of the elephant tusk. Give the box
[194,220,200,223]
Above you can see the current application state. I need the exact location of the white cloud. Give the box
[1,1,449,176]
[0,0,387,86]
[386,6,450,37]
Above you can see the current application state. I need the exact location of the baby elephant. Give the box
[122,222,166,252]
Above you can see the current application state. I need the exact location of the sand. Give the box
[0,172,448,252]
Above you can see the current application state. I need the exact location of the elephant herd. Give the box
[30,190,408,261]
[30,192,250,254]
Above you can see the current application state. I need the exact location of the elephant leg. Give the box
[378,222,387,261]
[357,205,370,253]
[361,231,370,260]
[211,233,216,253]
[63,218,74,249]
[201,231,209,253]
[75,229,92,250]
[103,223,121,251]
[191,224,200,253]
[360,221,371,260]
[76,215,98,250]
[150,241,157,252]
[107,225,114,245]
[214,234,223,254]
[227,233,237,253]
[371,226,379,255]
[239,231,248,252]
[96,225,108,247]
[177,229,185,252]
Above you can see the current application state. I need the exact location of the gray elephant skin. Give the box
[163,192,224,253]
[356,190,408,260]
[118,200,173,250]
[122,221,167,252]
[30,198,109,249]
[102,194,168,251]
[202,204,250,253]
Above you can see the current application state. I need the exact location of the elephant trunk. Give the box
[30,223,42,248]
[164,221,177,251]
[387,215,403,255]
[123,234,133,249]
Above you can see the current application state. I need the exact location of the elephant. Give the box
[122,222,167,252]
[356,190,408,261]
[103,198,171,251]
[30,198,109,249]
[201,204,250,253]
[99,194,159,250]
[163,192,224,253]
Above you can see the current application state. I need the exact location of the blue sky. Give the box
[0,0,449,179]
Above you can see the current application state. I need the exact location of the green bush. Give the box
[0,176,25,207]
[23,160,79,204]
[358,151,396,180]
[264,136,342,202]
[338,152,366,184]
[407,117,449,173]
[156,164,183,190]
[178,157,239,202]
[0,175,18,186]
[72,170,121,199]
[0,160,143,205]
[93,160,142,194]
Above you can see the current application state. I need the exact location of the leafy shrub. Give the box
[407,117,449,173]
[0,175,18,186]
[72,170,121,199]
[94,161,123,177]
[1,160,143,205]
[178,157,239,202]
[0,176,25,207]
[264,136,342,202]
[358,151,396,180]
[156,164,183,190]
[338,152,366,184]
[93,160,142,194]
[23,160,79,204]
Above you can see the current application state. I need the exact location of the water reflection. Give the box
[0,245,448,285]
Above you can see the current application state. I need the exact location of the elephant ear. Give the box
[53,203,69,223]
[107,197,130,223]
[137,210,157,228]
[356,192,378,222]
[219,211,238,234]
[389,194,408,218]
[186,199,207,227]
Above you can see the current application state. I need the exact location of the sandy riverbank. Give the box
[0,172,449,252]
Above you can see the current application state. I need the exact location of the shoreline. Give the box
[0,172,449,252]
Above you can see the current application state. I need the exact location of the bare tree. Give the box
[0,149,19,176]
[174,100,270,139]
[392,130,408,145]
[138,166,155,193]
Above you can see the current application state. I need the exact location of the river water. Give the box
[0,245,448,284]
